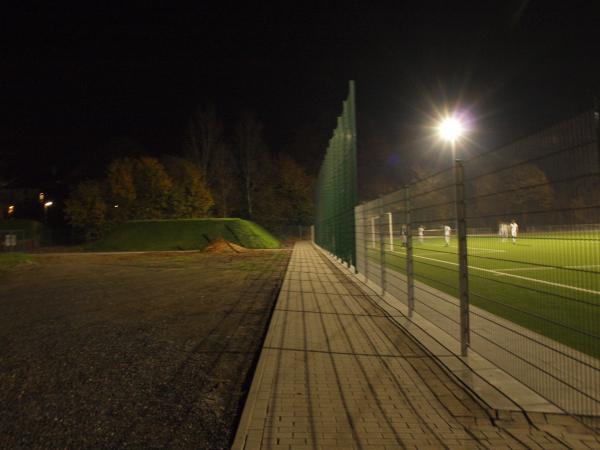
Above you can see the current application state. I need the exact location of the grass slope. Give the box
[86,218,280,252]
[371,233,600,358]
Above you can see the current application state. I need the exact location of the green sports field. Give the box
[375,232,600,358]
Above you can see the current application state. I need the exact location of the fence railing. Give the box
[353,109,600,420]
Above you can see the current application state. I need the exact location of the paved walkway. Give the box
[232,242,600,449]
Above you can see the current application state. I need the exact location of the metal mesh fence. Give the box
[462,110,600,418]
[352,108,600,420]
[315,81,358,267]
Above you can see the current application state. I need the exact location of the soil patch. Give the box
[203,237,249,254]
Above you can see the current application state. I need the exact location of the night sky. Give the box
[2,1,599,190]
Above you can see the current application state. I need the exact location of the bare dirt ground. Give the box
[0,249,290,449]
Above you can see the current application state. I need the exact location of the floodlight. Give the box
[438,117,464,142]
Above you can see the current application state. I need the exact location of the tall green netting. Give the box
[315,81,358,266]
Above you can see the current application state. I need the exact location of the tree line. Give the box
[65,107,314,241]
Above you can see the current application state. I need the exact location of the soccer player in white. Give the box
[499,222,509,242]
[444,225,451,246]
[418,225,424,244]
[510,219,518,244]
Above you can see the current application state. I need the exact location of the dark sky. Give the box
[2,1,599,187]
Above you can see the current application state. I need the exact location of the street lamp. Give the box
[44,201,53,223]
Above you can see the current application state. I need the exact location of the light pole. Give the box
[438,116,464,162]
[437,115,470,356]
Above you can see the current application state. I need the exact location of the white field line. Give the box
[388,243,506,253]
[494,267,554,272]
[565,264,600,269]
[468,247,507,253]
[394,250,600,296]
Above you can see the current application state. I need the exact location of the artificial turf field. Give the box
[373,232,600,358]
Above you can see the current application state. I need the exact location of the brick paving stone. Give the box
[232,242,600,449]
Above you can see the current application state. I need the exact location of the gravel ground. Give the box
[0,249,290,449]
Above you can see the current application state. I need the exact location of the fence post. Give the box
[405,186,415,318]
[370,216,376,248]
[386,212,394,252]
[595,96,600,173]
[379,202,386,295]
[454,160,470,357]
[362,207,369,283]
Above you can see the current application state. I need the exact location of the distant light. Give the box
[8,205,15,215]
[44,201,53,207]
[438,117,464,142]
[114,204,119,208]
[39,192,45,202]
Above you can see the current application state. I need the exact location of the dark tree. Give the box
[234,111,269,219]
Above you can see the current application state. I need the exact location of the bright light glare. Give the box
[438,117,464,142]
[44,201,53,207]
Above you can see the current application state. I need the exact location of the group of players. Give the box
[399,220,519,247]
[498,219,519,244]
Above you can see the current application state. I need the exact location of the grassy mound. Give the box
[86,218,280,252]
